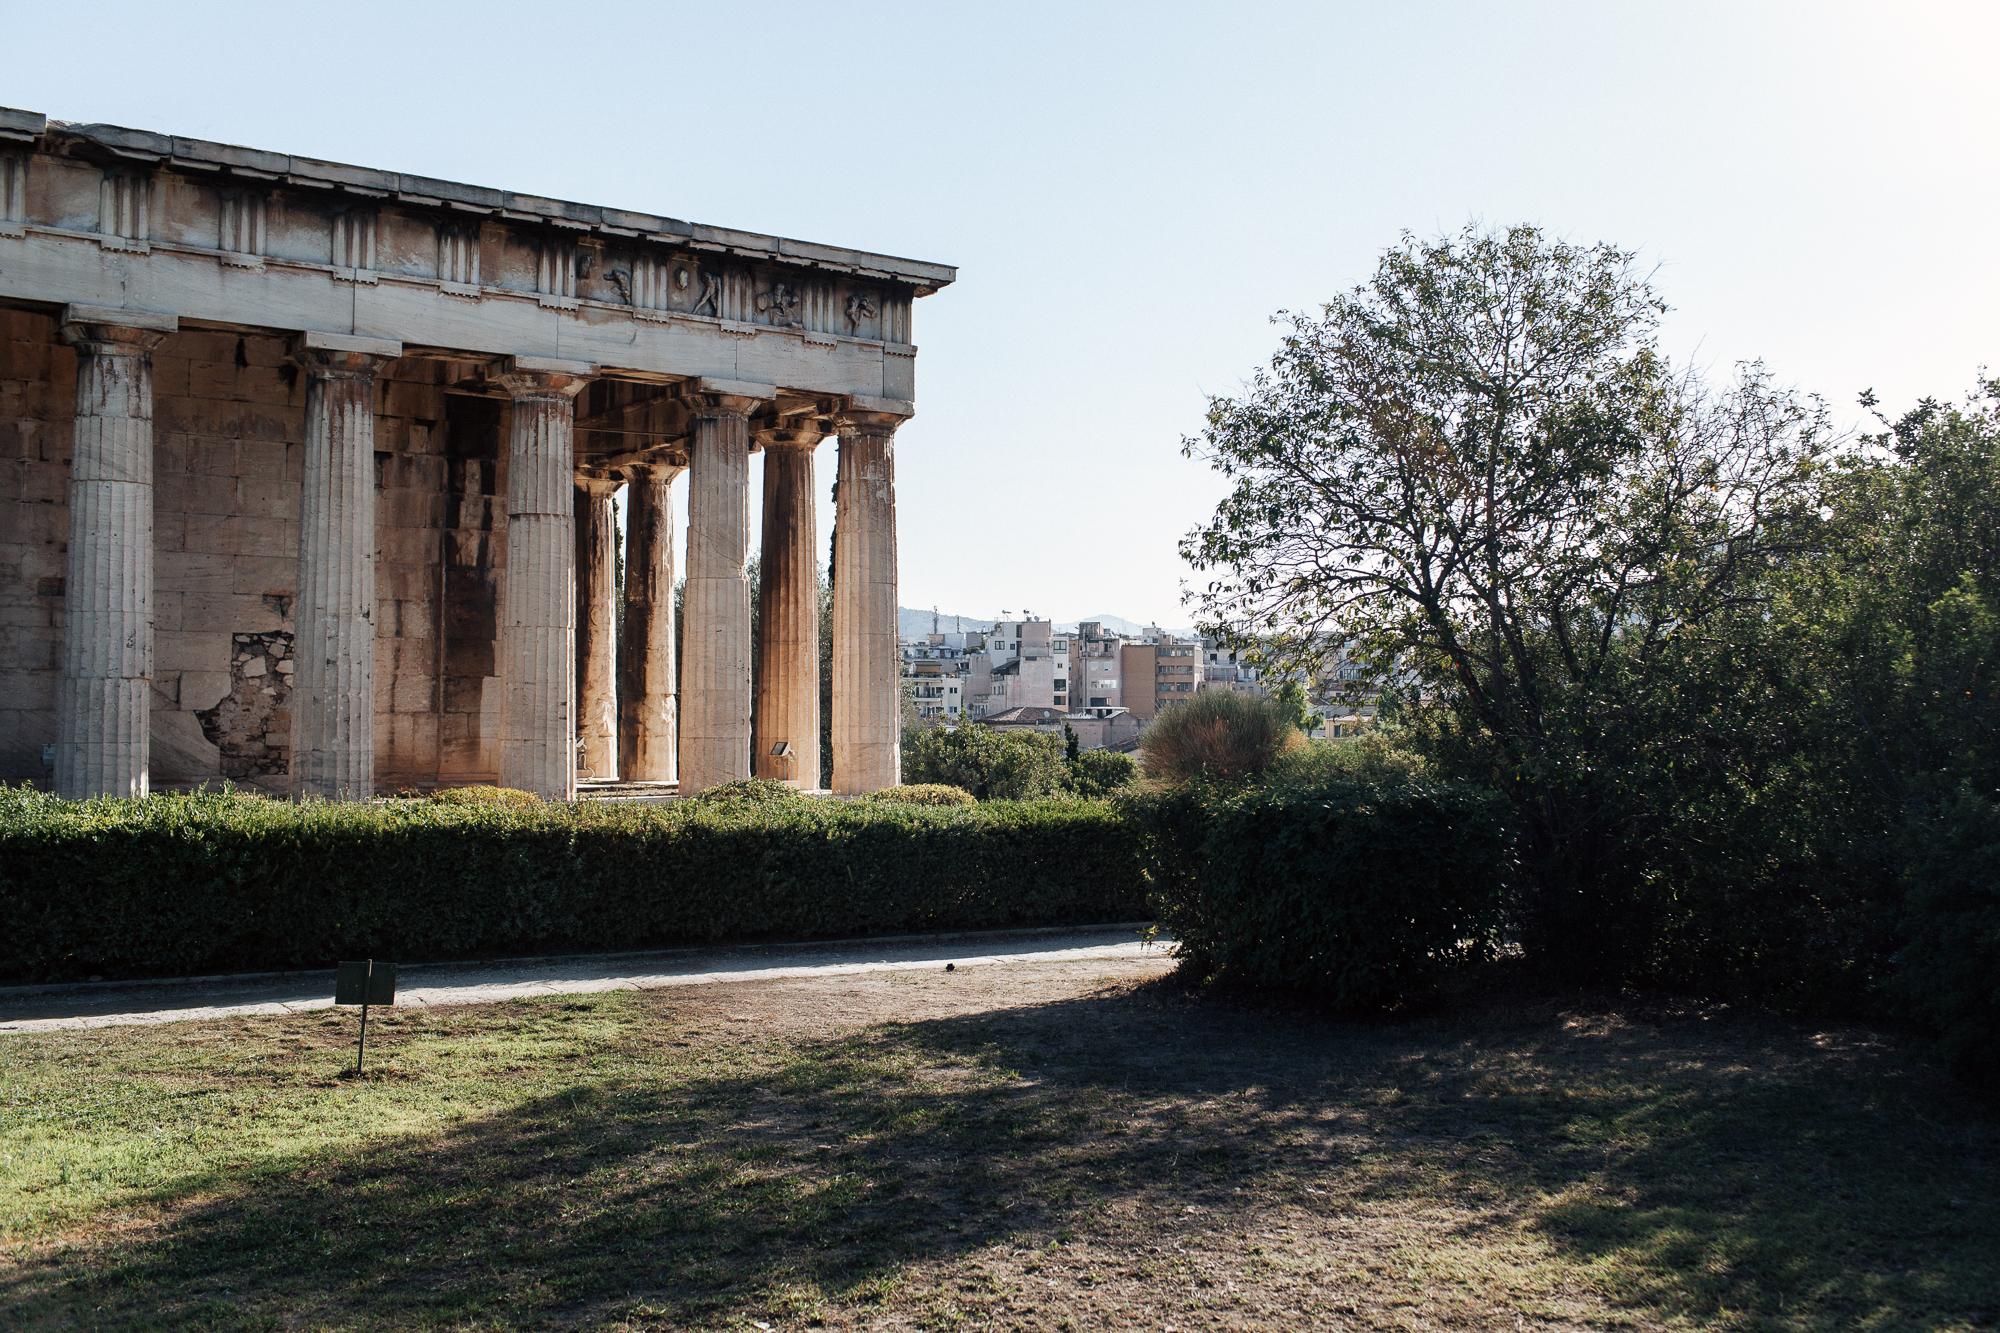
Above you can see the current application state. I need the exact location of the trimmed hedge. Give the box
[1895,790,2000,1095]
[865,784,978,807]
[0,787,1147,983]
[1126,775,1513,1010]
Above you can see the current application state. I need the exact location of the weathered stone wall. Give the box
[0,309,70,779]
[0,312,505,790]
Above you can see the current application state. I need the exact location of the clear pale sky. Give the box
[4,2,1993,628]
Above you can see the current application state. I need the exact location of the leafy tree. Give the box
[1272,680,1313,733]
[1066,747,1137,797]
[1182,225,1836,975]
[903,725,1070,801]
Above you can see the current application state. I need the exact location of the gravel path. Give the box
[0,925,1161,1034]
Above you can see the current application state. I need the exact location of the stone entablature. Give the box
[0,107,944,403]
[0,108,951,800]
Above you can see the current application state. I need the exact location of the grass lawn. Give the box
[2,955,1996,1330]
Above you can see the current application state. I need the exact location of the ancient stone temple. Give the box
[0,108,953,799]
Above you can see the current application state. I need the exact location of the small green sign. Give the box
[334,960,397,1076]
[335,960,397,1006]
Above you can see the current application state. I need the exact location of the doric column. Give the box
[618,463,680,783]
[574,475,620,780]
[290,332,400,800]
[55,305,176,799]
[497,357,591,800]
[679,378,772,792]
[754,420,824,788]
[831,404,908,795]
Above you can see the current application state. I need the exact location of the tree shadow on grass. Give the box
[4,982,1997,1328]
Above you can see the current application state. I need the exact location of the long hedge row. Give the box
[1126,774,1514,1010]
[0,787,1148,983]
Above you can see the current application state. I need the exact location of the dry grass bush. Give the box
[1139,689,1302,786]
[428,785,542,809]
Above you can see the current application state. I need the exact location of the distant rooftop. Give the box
[979,707,1066,727]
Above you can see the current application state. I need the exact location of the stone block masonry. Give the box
[0,107,951,798]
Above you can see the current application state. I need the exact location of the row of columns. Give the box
[570,401,903,796]
[49,307,905,802]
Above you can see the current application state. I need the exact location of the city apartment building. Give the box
[901,614,1206,739]
[1069,621,1122,710]
[902,632,977,722]
[967,617,1066,718]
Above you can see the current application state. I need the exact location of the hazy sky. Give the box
[4,3,1994,627]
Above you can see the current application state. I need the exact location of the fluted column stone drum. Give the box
[753,421,824,788]
[618,463,681,784]
[574,475,620,781]
[497,358,591,800]
[290,332,400,800]
[679,387,765,792]
[831,409,905,795]
[54,305,176,799]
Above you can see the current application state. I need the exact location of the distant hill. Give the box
[898,607,993,638]
[1068,613,1197,639]
[897,607,1197,641]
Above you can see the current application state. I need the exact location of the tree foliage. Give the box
[1066,747,1138,798]
[1183,225,1840,976]
[902,726,1072,801]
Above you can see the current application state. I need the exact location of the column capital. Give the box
[294,330,401,377]
[754,418,828,452]
[619,458,686,485]
[837,395,914,433]
[499,355,592,400]
[575,473,621,498]
[59,304,176,355]
[685,376,775,420]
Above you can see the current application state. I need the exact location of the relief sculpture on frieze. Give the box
[757,282,802,328]
[691,267,721,317]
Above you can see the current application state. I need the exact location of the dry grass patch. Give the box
[2,957,1996,1329]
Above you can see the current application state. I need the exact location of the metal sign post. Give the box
[334,959,398,1075]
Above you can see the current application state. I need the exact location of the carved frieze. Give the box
[535,235,577,307]
[331,208,377,282]
[0,152,23,236]
[756,282,802,328]
[691,265,723,318]
[615,254,676,317]
[218,191,266,268]
[7,137,921,348]
[437,221,481,294]
[96,171,149,253]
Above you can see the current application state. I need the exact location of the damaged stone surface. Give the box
[196,631,293,786]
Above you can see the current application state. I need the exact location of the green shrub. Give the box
[1127,773,1512,1010]
[429,785,542,809]
[865,783,978,807]
[1895,790,2000,1094]
[0,786,1148,983]
[688,778,803,807]
[1265,734,1427,791]
[1066,748,1137,798]
[1139,690,1301,786]
[903,726,1070,800]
